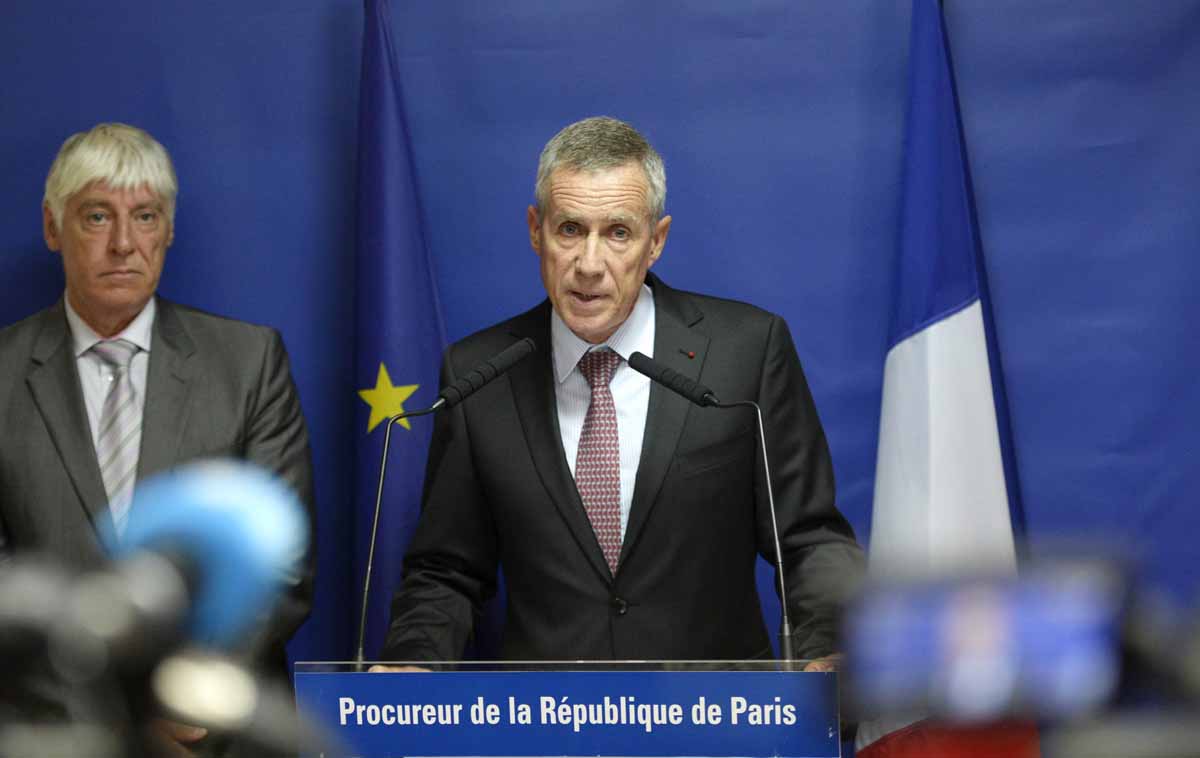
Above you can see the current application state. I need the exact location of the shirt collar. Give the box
[64,295,156,358]
[551,284,655,384]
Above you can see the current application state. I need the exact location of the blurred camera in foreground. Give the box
[844,558,1126,723]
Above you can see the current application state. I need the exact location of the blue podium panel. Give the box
[295,663,839,758]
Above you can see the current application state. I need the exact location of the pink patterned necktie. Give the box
[575,348,623,574]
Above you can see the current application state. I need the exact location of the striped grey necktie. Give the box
[91,339,142,535]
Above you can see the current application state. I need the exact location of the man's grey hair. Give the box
[534,116,666,222]
[44,123,178,230]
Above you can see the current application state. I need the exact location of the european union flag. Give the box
[353,0,445,660]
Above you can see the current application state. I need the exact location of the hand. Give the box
[368,664,430,673]
[802,653,844,673]
[143,718,208,758]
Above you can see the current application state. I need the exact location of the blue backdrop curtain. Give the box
[1,1,1198,672]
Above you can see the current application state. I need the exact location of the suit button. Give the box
[611,597,628,616]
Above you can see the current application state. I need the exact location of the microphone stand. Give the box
[355,401,444,670]
[352,336,537,670]
[710,398,795,668]
[625,352,796,667]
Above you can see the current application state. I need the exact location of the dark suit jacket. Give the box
[0,297,316,680]
[383,274,862,662]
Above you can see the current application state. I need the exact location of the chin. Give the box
[576,325,616,345]
[99,295,151,313]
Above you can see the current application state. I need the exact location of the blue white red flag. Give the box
[856,1,1033,754]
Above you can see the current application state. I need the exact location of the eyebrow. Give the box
[603,213,639,226]
[76,199,114,211]
[550,212,642,227]
[76,199,163,213]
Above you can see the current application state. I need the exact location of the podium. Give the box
[295,661,840,757]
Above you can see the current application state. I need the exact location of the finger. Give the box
[144,724,199,758]
[154,718,209,742]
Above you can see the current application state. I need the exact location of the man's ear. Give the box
[648,214,672,266]
[527,205,542,256]
[43,203,61,252]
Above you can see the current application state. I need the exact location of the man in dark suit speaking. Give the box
[0,123,315,752]
[381,116,861,666]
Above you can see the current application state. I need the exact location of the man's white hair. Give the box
[534,116,666,222]
[44,123,178,229]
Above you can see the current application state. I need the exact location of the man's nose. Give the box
[576,234,605,276]
[110,215,136,255]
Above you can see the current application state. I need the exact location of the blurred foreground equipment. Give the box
[845,556,1200,758]
[0,461,336,757]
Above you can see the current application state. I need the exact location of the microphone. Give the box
[0,462,319,757]
[627,351,719,407]
[627,351,797,665]
[151,648,340,758]
[355,338,537,666]
[104,460,310,649]
[438,337,536,409]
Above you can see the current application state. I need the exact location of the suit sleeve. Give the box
[755,315,865,660]
[379,345,498,661]
[243,329,316,650]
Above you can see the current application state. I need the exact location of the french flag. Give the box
[855,1,1036,755]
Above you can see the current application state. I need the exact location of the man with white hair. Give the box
[0,123,315,755]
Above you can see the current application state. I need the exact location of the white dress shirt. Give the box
[63,296,155,454]
[552,285,655,540]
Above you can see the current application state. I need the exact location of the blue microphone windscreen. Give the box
[105,461,309,648]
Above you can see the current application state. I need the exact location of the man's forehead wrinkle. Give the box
[550,182,647,198]
[552,188,646,203]
[549,187,649,217]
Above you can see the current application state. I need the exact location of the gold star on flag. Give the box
[358,363,419,433]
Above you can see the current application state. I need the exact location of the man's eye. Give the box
[86,212,107,224]
[611,227,630,240]
[560,223,579,236]
[137,211,157,223]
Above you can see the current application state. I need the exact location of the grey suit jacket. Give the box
[0,297,315,678]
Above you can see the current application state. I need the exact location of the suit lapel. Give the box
[138,299,195,480]
[621,275,709,566]
[25,302,111,529]
[508,303,614,583]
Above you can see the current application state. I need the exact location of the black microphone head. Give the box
[439,338,537,408]
[494,336,536,372]
[628,351,718,407]
[627,351,658,379]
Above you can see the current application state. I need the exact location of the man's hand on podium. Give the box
[367,664,431,673]
[801,653,843,673]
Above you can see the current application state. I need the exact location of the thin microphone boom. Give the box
[355,338,536,667]
[627,351,796,665]
[719,398,795,665]
[355,404,440,669]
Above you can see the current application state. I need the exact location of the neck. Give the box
[68,294,141,339]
